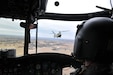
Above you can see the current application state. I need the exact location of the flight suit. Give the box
[78,63,112,75]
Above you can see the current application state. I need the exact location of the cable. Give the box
[35,18,38,54]
[35,0,41,54]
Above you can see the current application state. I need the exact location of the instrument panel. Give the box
[0,53,76,75]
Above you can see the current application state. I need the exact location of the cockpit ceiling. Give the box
[0,0,111,21]
[0,0,47,20]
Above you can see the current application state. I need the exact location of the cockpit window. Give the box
[46,0,111,14]
[0,18,81,57]
[29,19,81,55]
[0,18,25,57]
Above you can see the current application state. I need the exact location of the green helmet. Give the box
[73,17,113,62]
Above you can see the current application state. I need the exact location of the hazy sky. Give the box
[0,0,111,40]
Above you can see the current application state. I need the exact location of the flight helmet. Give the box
[73,17,113,62]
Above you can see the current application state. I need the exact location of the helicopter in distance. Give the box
[52,30,69,38]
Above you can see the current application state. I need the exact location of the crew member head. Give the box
[73,17,113,63]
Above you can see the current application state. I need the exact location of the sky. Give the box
[0,0,111,40]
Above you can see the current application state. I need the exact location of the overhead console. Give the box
[0,0,48,20]
[0,0,111,21]
[0,53,77,75]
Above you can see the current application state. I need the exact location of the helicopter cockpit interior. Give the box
[0,0,112,75]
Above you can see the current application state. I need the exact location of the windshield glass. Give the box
[0,18,81,57]
[29,20,81,55]
[0,18,25,57]
[46,0,111,14]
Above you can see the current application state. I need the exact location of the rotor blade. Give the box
[60,30,69,32]
[51,31,56,34]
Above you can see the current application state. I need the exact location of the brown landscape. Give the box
[0,35,75,75]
